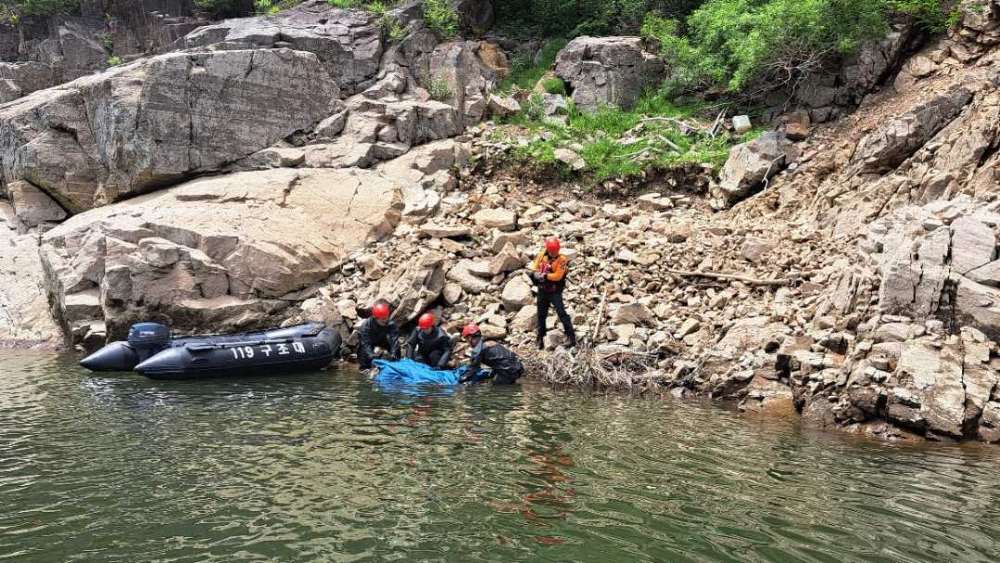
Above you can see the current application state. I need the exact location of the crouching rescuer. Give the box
[458,324,524,385]
[357,300,401,370]
[406,313,453,369]
[532,237,577,349]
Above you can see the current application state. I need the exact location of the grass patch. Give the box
[497,38,568,93]
[499,91,758,181]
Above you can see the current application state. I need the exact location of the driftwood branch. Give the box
[591,288,608,345]
[709,108,727,139]
[664,268,808,286]
[655,135,683,152]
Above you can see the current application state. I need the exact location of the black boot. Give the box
[537,335,546,350]
[567,333,577,348]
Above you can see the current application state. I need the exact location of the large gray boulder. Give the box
[850,89,973,175]
[710,132,792,209]
[0,203,62,347]
[172,0,383,95]
[355,251,448,324]
[554,37,666,113]
[7,180,67,229]
[39,168,403,342]
[0,49,339,214]
[427,40,501,126]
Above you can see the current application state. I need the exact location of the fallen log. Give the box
[664,269,810,286]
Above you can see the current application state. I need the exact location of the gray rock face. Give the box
[45,20,109,82]
[951,0,1000,58]
[39,168,402,342]
[173,0,383,95]
[795,20,919,118]
[554,36,666,113]
[427,40,500,126]
[710,132,791,209]
[0,203,62,347]
[864,199,1000,342]
[0,49,339,214]
[0,62,60,104]
[850,89,973,175]
[887,338,966,438]
[452,0,495,35]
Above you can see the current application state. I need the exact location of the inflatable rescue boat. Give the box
[80,322,341,380]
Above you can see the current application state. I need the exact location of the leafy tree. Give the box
[8,0,80,16]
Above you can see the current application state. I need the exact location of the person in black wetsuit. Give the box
[458,324,524,385]
[405,313,453,369]
[357,300,400,370]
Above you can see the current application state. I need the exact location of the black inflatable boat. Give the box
[80,322,342,380]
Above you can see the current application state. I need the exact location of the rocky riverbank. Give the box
[2,0,1000,443]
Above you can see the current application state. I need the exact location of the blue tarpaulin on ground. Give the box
[373,358,489,386]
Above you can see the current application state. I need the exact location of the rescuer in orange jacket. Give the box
[531,237,577,350]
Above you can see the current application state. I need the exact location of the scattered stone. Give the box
[488,94,520,118]
[732,115,752,134]
[676,318,701,339]
[740,237,776,263]
[472,208,517,231]
[419,224,471,239]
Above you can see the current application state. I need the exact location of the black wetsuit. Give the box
[357,317,400,369]
[461,340,524,385]
[406,327,454,369]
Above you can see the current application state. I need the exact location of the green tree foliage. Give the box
[644,0,953,99]
[494,0,706,37]
[6,0,79,17]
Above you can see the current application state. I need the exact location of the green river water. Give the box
[2,351,1000,562]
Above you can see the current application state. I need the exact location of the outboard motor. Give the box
[79,323,172,372]
[127,323,172,361]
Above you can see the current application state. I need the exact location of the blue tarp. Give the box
[373,358,490,386]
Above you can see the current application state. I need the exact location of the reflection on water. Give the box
[2,351,1000,562]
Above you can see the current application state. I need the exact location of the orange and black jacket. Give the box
[532,251,568,293]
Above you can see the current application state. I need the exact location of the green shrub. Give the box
[888,0,952,32]
[423,0,458,38]
[644,1,895,97]
[366,0,387,15]
[498,38,569,93]
[542,77,567,95]
[194,0,238,15]
[428,74,452,101]
[379,13,407,41]
[327,0,360,8]
[107,54,122,67]
[494,0,707,37]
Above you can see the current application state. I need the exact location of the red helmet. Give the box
[418,313,435,330]
[372,302,389,320]
[545,237,561,254]
[462,324,481,338]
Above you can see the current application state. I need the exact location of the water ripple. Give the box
[1,351,1000,562]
